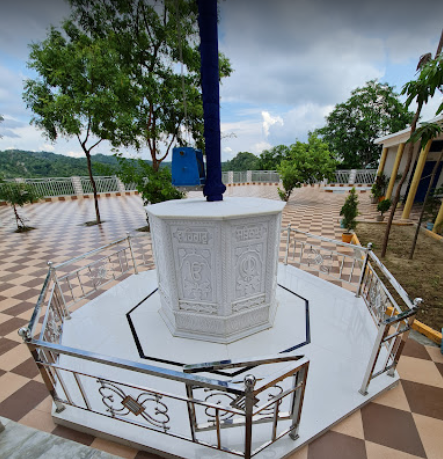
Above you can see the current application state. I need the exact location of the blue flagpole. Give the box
[198,0,226,201]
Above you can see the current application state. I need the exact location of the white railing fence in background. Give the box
[221,169,376,185]
[0,176,135,198]
[1,170,377,200]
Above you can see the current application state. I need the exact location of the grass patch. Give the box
[135,225,150,233]
[15,226,35,233]
[357,223,443,332]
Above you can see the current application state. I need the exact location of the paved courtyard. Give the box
[0,185,442,459]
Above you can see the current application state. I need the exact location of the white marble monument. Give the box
[146,197,285,343]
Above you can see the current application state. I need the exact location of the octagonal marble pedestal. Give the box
[146,197,285,343]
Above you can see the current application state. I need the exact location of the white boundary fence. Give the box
[1,176,134,198]
[1,170,377,200]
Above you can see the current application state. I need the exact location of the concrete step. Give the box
[0,416,122,459]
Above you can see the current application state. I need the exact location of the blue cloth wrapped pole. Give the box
[198,0,226,201]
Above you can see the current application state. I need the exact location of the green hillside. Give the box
[0,149,232,179]
[0,150,174,178]
[0,150,122,178]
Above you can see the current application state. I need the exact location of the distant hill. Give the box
[0,149,234,179]
[0,150,171,178]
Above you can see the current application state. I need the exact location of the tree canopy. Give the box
[222,151,259,171]
[65,0,232,169]
[277,133,336,201]
[316,80,413,169]
[23,0,232,220]
[257,145,290,170]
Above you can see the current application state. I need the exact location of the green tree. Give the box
[23,25,133,224]
[381,31,443,258]
[67,0,232,170]
[23,0,232,223]
[277,133,336,201]
[223,152,259,171]
[114,156,183,229]
[257,145,290,170]
[0,181,41,231]
[317,80,413,168]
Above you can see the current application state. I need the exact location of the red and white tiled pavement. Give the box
[0,186,442,459]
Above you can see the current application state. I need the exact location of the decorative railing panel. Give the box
[20,226,420,456]
[281,225,420,395]
[80,176,120,194]
[355,169,377,184]
[334,170,351,184]
[21,232,308,458]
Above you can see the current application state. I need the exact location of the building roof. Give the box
[375,114,443,147]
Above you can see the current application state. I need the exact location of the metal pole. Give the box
[243,374,256,459]
[387,298,422,377]
[18,328,65,413]
[198,0,226,201]
[284,224,291,265]
[359,322,389,396]
[48,261,71,320]
[289,361,309,440]
[356,243,372,298]
[127,232,138,275]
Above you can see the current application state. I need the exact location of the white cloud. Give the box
[262,111,283,137]
[41,144,55,152]
[253,141,272,154]
[419,95,443,121]
[269,103,334,144]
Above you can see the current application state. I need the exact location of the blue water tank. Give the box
[171,147,206,187]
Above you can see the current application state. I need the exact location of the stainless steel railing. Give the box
[20,232,309,458]
[20,225,418,455]
[281,225,420,395]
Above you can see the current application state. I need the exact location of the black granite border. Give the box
[126,284,310,378]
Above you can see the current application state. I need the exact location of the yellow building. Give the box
[374,115,443,232]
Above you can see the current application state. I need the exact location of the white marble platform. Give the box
[53,264,398,459]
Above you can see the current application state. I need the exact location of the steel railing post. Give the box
[289,361,309,440]
[284,224,291,265]
[356,243,372,298]
[243,374,256,459]
[387,298,422,377]
[127,232,139,274]
[48,261,71,320]
[359,322,389,396]
[18,328,66,413]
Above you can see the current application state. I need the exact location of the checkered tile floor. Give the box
[1,187,442,459]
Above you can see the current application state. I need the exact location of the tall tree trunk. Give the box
[408,150,443,259]
[152,157,159,172]
[380,30,443,258]
[12,203,25,229]
[85,150,101,224]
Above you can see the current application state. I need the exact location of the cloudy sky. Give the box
[1,0,443,161]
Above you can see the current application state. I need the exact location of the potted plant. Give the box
[370,182,381,204]
[340,187,359,243]
[376,198,392,221]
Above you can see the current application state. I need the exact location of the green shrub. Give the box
[340,188,359,233]
[377,198,392,214]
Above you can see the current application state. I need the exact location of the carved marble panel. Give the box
[146,198,285,343]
